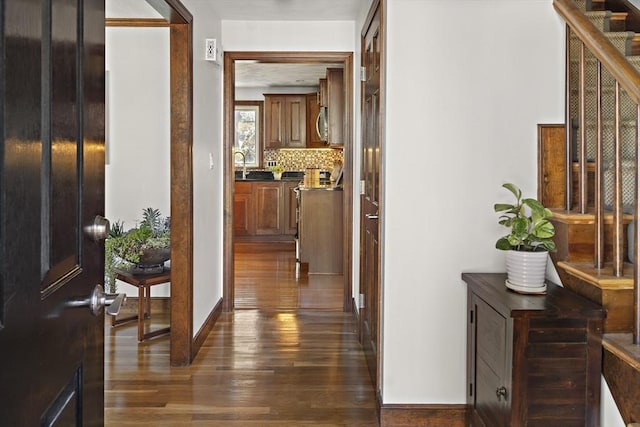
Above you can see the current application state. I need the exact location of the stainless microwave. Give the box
[316,106,328,142]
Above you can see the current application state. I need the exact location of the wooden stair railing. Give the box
[543,0,640,422]
[553,0,640,344]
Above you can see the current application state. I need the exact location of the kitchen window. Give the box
[234,101,263,168]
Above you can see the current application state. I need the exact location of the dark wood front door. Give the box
[0,0,105,424]
[360,0,382,389]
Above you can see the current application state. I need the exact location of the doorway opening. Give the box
[223,52,354,313]
[105,0,194,366]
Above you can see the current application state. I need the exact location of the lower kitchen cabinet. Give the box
[233,182,254,236]
[285,182,298,235]
[254,182,283,235]
[234,180,297,241]
[299,189,343,274]
[462,273,604,427]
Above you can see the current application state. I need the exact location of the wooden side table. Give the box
[112,268,171,341]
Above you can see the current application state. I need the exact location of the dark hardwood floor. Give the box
[234,241,344,310]
[105,243,377,426]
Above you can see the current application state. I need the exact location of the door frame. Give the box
[222,51,354,312]
[359,0,385,394]
[140,0,194,366]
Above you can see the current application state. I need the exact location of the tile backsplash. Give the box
[264,148,343,171]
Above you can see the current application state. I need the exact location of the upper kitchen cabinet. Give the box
[326,68,344,146]
[318,78,328,107]
[264,94,307,149]
[306,93,325,148]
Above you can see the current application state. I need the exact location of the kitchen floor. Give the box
[234,242,344,310]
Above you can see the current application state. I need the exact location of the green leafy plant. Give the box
[105,208,170,293]
[494,183,556,253]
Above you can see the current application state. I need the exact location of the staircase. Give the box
[545,0,640,423]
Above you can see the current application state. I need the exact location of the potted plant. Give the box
[105,208,170,293]
[269,164,285,180]
[494,183,556,293]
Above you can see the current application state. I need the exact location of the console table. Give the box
[111,268,171,341]
[462,272,604,427]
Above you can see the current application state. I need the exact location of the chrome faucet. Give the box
[234,151,247,179]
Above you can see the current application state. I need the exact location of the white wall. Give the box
[183,0,225,335]
[105,27,171,297]
[382,0,565,403]
[222,21,355,52]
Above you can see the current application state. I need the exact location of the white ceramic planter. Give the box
[505,250,548,293]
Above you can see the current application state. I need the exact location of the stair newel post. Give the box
[579,41,588,214]
[566,25,574,212]
[595,60,605,269]
[635,104,640,344]
[614,81,625,277]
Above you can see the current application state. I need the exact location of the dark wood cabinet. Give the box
[234,181,297,240]
[233,182,254,236]
[319,78,327,107]
[326,68,344,146]
[306,93,326,148]
[299,189,343,274]
[254,182,284,235]
[264,94,306,149]
[463,273,604,427]
[285,181,298,235]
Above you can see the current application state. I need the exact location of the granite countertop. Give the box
[235,170,324,182]
[298,183,343,191]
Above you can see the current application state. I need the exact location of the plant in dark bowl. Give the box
[105,208,170,292]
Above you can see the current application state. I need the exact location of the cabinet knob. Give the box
[496,386,508,401]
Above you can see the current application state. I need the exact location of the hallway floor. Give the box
[105,243,378,426]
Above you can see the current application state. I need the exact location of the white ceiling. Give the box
[235,62,343,88]
[105,0,356,87]
[106,0,364,20]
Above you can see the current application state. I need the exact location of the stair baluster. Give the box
[596,60,604,269]
[614,81,625,276]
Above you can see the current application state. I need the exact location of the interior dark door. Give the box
[359,0,382,389]
[0,0,106,425]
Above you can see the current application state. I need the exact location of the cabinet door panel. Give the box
[286,96,306,148]
[475,296,508,427]
[255,183,283,235]
[265,97,284,148]
[234,193,254,235]
[326,68,344,146]
[306,93,325,148]
[285,182,298,235]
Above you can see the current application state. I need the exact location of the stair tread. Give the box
[550,208,633,223]
[603,333,640,370]
[557,260,634,289]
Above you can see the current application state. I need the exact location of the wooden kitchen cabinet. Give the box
[234,181,297,240]
[462,273,604,427]
[318,78,327,107]
[233,182,254,236]
[326,68,344,146]
[299,189,343,274]
[284,181,298,235]
[254,182,284,235]
[264,94,306,149]
[306,93,325,148]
